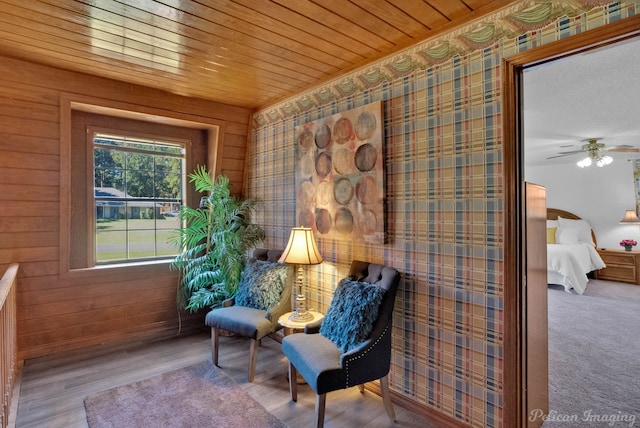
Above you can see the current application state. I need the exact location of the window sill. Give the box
[62,258,176,280]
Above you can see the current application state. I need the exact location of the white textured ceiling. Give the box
[524,37,640,167]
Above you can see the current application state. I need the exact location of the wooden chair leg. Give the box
[289,362,298,402]
[211,327,219,366]
[315,393,326,428]
[358,384,365,393]
[248,338,258,382]
[380,375,395,422]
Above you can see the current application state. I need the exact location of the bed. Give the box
[546,208,606,294]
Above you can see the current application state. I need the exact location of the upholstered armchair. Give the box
[281,260,401,427]
[205,248,293,382]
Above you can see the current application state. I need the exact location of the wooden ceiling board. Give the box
[202,0,367,63]
[151,1,347,73]
[270,0,396,51]
[348,0,430,38]
[0,0,522,109]
[425,0,471,19]
[386,0,450,28]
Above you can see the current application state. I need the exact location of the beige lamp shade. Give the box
[279,227,323,265]
[619,209,640,224]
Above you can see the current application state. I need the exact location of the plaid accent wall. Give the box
[247,2,637,426]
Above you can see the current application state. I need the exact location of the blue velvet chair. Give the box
[281,260,401,427]
[205,248,293,382]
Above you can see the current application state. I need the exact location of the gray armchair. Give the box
[281,260,400,427]
[205,248,293,382]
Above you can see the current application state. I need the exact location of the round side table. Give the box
[278,310,324,335]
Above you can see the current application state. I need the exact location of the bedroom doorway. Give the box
[503,15,640,428]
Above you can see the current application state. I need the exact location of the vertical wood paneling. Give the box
[0,55,252,359]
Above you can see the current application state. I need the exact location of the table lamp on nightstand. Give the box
[619,209,640,224]
[279,227,323,322]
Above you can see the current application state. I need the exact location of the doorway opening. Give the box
[503,15,640,428]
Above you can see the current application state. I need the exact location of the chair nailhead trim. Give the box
[344,323,390,388]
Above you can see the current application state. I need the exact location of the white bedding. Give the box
[547,243,606,294]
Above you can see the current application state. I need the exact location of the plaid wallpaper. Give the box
[247,2,637,426]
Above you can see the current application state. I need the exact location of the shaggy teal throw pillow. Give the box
[235,259,287,311]
[319,278,386,352]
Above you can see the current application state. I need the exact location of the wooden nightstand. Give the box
[595,248,640,285]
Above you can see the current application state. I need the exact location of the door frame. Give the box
[502,14,640,428]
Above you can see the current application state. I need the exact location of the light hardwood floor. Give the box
[12,330,440,428]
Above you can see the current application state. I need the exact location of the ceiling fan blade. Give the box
[554,150,584,155]
[546,153,578,159]
[607,145,639,153]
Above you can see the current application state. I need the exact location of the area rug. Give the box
[84,361,287,428]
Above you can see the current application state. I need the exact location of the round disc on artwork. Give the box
[297,181,315,207]
[359,209,378,235]
[333,148,354,175]
[315,152,332,178]
[333,177,354,205]
[298,209,315,228]
[298,129,314,151]
[355,143,377,172]
[315,124,331,149]
[299,153,315,176]
[355,111,377,140]
[356,175,378,205]
[315,208,332,234]
[317,180,333,206]
[334,207,354,234]
[333,117,354,145]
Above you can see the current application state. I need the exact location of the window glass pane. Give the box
[128,230,157,259]
[160,202,182,223]
[96,201,126,222]
[158,209,180,230]
[96,230,126,263]
[125,151,154,198]
[155,231,176,256]
[155,157,182,199]
[94,148,125,191]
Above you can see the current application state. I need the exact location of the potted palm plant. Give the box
[170,166,264,312]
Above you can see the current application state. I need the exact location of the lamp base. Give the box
[288,309,314,322]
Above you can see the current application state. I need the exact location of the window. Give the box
[92,133,185,263]
[66,109,209,271]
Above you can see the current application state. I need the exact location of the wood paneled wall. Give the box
[0,55,253,359]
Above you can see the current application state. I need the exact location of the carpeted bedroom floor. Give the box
[544,279,640,427]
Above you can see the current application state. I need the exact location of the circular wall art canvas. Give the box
[294,101,385,243]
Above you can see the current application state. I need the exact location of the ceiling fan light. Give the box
[576,157,592,168]
[596,155,613,167]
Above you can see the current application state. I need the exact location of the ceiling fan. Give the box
[546,138,639,167]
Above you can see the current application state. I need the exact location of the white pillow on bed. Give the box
[546,220,558,228]
[555,227,580,244]
[557,217,594,245]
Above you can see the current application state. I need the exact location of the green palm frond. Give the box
[170,166,264,312]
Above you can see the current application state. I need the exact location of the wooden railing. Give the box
[0,264,18,428]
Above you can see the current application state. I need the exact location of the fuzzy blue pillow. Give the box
[234,259,288,311]
[319,278,386,352]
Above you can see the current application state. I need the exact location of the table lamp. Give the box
[619,209,640,224]
[279,227,323,321]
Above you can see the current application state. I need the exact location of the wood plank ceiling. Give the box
[0,0,517,109]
